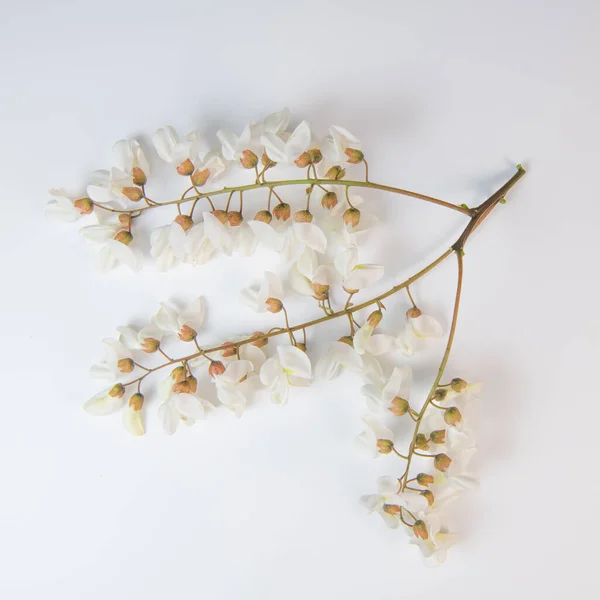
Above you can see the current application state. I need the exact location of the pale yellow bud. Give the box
[227,211,243,227]
[191,167,210,187]
[74,197,93,214]
[117,358,134,373]
[176,158,194,176]
[295,342,307,352]
[114,230,133,245]
[451,378,467,393]
[261,152,276,169]
[312,282,329,296]
[430,429,446,444]
[338,335,354,346]
[294,151,311,168]
[367,309,382,328]
[172,380,191,394]
[129,392,144,411]
[382,504,402,516]
[421,490,435,506]
[186,376,197,394]
[325,165,345,180]
[308,148,323,164]
[321,191,338,210]
[433,388,448,401]
[250,332,268,348]
[122,186,143,202]
[444,407,462,427]
[171,366,187,383]
[221,342,237,358]
[140,337,160,353]
[273,202,291,221]
[132,167,147,186]
[389,397,409,416]
[345,148,364,164]
[109,383,125,398]
[240,149,259,169]
[118,214,132,228]
[343,207,360,227]
[377,439,394,454]
[293,209,313,223]
[434,453,452,472]
[174,214,193,231]
[265,297,283,313]
[416,473,434,487]
[415,433,429,450]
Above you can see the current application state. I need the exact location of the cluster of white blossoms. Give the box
[48,109,508,566]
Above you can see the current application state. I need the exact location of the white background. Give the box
[1,1,599,598]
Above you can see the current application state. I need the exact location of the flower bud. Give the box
[240,149,259,169]
[406,307,422,319]
[114,230,133,245]
[343,207,361,227]
[294,151,311,168]
[211,209,228,224]
[313,291,328,302]
[265,297,283,313]
[377,439,394,454]
[389,397,409,416]
[178,325,197,342]
[273,202,291,221]
[254,210,272,223]
[186,376,198,394]
[250,332,268,348]
[140,337,160,353]
[171,366,187,383]
[208,361,226,378]
[74,197,93,214]
[367,309,382,328]
[321,191,338,210]
[433,388,448,401]
[122,186,143,202]
[338,335,354,346]
[174,214,193,231]
[109,383,125,398]
[451,378,467,393]
[293,209,313,223]
[325,165,345,180]
[413,520,428,540]
[117,358,134,373]
[444,407,462,427]
[176,158,194,176]
[342,285,359,295]
[221,342,237,358]
[129,392,144,411]
[312,282,329,297]
[227,211,243,226]
[191,167,210,187]
[434,453,452,472]
[421,490,435,506]
[261,152,276,169]
[308,148,323,164]
[416,473,434,487]
[382,504,402,516]
[345,148,364,164]
[415,433,429,450]
[172,380,191,394]
[132,167,147,186]
[118,214,132,228]
[430,429,446,444]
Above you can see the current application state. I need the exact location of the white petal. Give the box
[288,264,314,296]
[334,246,358,278]
[158,399,179,435]
[343,264,384,291]
[247,220,282,250]
[296,247,318,279]
[174,393,208,420]
[277,346,311,379]
[260,356,282,387]
[353,324,373,355]
[263,108,290,135]
[412,315,443,338]
[152,126,178,162]
[83,391,124,416]
[220,359,254,384]
[285,120,311,159]
[366,334,396,356]
[123,404,144,436]
[179,297,205,331]
[80,224,119,244]
[261,132,288,163]
[202,211,232,253]
[105,239,140,271]
[216,129,239,161]
[293,223,327,253]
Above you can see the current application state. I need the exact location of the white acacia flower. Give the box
[45,188,90,223]
[260,345,312,405]
[320,126,361,164]
[213,360,255,417]
[397,311,444,355]
[288,247,332,296]
[324,194,378,248]
[408,513,459,567]
[356,415,395,458]
[79,223,140,273]
[113,138,151,177]
[360,476,428,528]
[153,297,205,341]
[335,246,383,292]
[434,447,479,492]
[86,168,132,208]
[217,123,259,161]
[261,120,311,164]
[150,222,189,271]
[90,338,135,381]
[83,387,125,416]
[185,222,217,266]
[117,323,164,353]
[152,126,206,167]
[241,271,284,312]
[122,398,144,437]
[352,321,395,357]
[157,375,212,435]
[361,365,412,414]
[315,341,363,380]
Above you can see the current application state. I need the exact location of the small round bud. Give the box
[178,325,197,342]
[434,453,452,472]
[140,337,160,353]
[109,383,125,398]
[250,332,268,348]
[413,520,429,540]
[308,148,323,164]
[174,214,194,231]
[415,433,429,450]
[221,342,237,358]
[172,380,191,394]
[118,214,132,228]
[254,210,272,223]
[433,388,448,401]
[227,211,244,226]
[74,197,93,214]
[294,151,311,168]
[416,473,435,487]
[389,397,409,416]
[421,490,435,506]
[211,209,228,224]
[377,439,394,455]
[338,335,354,346]
[313,291,328,302]
[265,297,283,313]
[117,358,134,373]
[343,207,361,228]
[293,209,313,223]
[132,167,147,186]
[406,307,422,319]
[312,282,329,296]
[261,152,276,169]
[191,167,210,187]
[325,165,346,180]
[321,191,338,210]
[208,361,226,378]
[451,378,467,393]
[295,342,307,352]
[382,504,402,516]
[444,407,462,427]
[176,158,194,176]
[114,230,133,245]
[367,309,382,328]
[129,392,144,411]
[345,148,364,164]
[122,186,143,202]
[430,429,446,444]
[273,202,291,221]
[186,376,198,394]
[240,149,259,169]
[171,366,187,383]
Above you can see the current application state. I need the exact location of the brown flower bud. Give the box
[240,149,259,169]
[191,167,210,187]
[121,186,143,202]
[434,453,452,472]
[140,337,160,353]
[178,324,197,342]
[321,191,338,210]
[171,366,187,383]
[295,342,307,352]
[312,282,329,296]
[250,332,268,348]
[118,214,132,228]
[172,380,191,394]
[343,207,361,228]
[345,148,364,164]
[406,307,422,319]
[325,165,345,180]
[209,360,226,378]
[129,392,144,411]
[444,407,462,427]
[273,202,291,221]
[377,439,394,454]
[254,210,272,223]
[114,230,133,245]
[265,297,283,313]
[416,473,435,487]
[109,383,125,398]
[74,197,93,214]
[367,309,382,328]
[132,167,147,186]
[176,158,194,176]
[433,388,448,401]
[227,211,243,227]
[174,214,193,231]
[211,209,228,224]
[382,504,402,516]
[338,335,354,346]
[313,291,328,302]
[415,433,429,450]
[413,520,429,540]
[451,378,467,393]
[294,151,311,168]
[117,358,134,373]
[308,148,323,164]
[389,397,409,416]
[261,152,276,169]
[430,429,446,444]
[186,376,197,394]
[293,209,313,223]
[421,490,435,506]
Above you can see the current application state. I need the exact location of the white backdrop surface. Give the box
[1,1,599,598]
